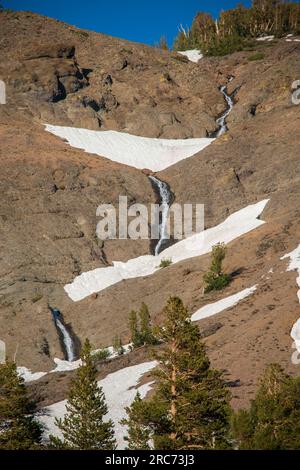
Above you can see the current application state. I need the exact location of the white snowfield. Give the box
[18,344,133,383]
[39,361,157,449]
[281,245,300,353]
[178,49,203,63]
[285,34,300,42]
[17,367,47,382]
[191,286,257,322]
[256,35,274,41]
[65,199,269,302]
[45,124,213,172]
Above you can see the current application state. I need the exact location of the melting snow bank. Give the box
[39,361,157,449]
[65,199,269,302]
[281,245,300,352]
[45,124,213,172]
[191,286,257,322]
[256,35,274,41]
[177,49,203,63]
[50,344,133,374]
[17,367,47,382]
[18,344,133,383]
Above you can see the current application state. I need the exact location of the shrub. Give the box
[171,53,189,63]
[92,348,110,362]
[206,35,247,57]
[112,336,124,356]
[128,305,158,348]
[203,243,231,293]
[159,258,172,268]
[203,273,232,293]
[248,52,265,61]
[71,29,89,39]
[31,293,43,303]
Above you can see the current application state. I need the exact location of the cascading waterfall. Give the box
[216,77,234,137]
[148,80,235,256]
[149,175,173,256]
[215,84,234,137]
[50,308,76,362]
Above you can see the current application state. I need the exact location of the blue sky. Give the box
[5,0,252,47]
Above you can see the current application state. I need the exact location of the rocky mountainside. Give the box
[0,10,300,410]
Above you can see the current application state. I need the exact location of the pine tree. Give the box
[203,242,231,293]
[50,339,116,450]
[173,2,300,56]
[129,310,142,348]
[173,31,189,51]
[232,363,300,449]
[157,36,169,50]
[121,392,151,450]
[139,303,156,345]
[0,362,43,449]
[113,335,124,356]
[124,297,232,450]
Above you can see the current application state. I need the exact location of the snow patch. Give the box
[191,286,257,322]
[50,358,81,373]
[178,49,203,63]
[45,125,213,172]
[39,361,157,449]
[19,344,133,382]
[285,36,300,42]
[281,245,300,352]
[256,35,274,42]
[65,199,269,302]
[17,367,47,383]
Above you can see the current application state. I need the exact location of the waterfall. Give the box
[50,308,76,362]
[215,84,234,137]
[148,77,235,257]
[149,175,173,256]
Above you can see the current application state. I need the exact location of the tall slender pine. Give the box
[50,339,116,450]
[123,297,232,450]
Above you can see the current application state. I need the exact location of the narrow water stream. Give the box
[215,84,234,137]
[50,307,76,362]
[149,77,235,257]
[148,175,173,256]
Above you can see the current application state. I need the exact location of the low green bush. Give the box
[204,273,232,294]
[159,258,173,268]
[92,348,110,362]
[248,52,265,61]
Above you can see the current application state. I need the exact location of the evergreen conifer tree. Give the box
[129,310,142,348]
[123,297,232,450]
[232,363,300,449]
[121,392,151,450]
[50,339,116,450]
[113,335,124,356]
[0,361,43,449]
[139,303,156,345]
[203,243,231,293]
